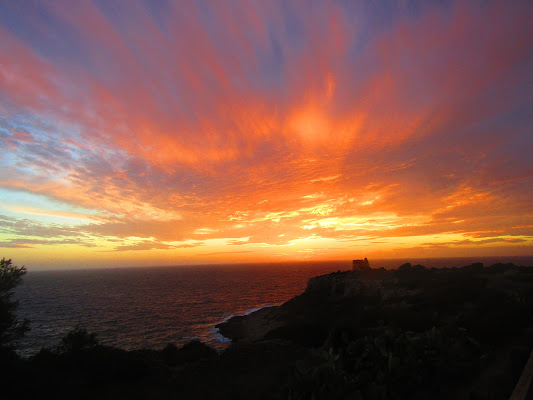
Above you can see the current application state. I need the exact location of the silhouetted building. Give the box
[352,258,371,271]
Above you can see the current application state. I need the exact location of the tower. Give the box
[352,258,370,271]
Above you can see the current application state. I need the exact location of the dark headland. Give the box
[4,261,533,399]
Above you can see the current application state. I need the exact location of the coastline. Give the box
[212,303,275,344]
[5,260,533,399]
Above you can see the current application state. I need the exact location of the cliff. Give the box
[217,268,404,343]
[217,270,372,342]
[212,262,533,398]
[305,270,368,296]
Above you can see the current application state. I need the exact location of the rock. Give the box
[305,271,366,297]
[216,306,284,342]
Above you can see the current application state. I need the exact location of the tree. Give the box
[0,258,29,348]
[56,324,98,355]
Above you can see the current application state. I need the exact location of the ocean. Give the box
[13,256,533,357]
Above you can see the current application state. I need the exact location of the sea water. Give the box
[13,257,533,357]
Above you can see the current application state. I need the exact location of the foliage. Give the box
[161,340,218,365]
[287,325,483,399]
[56,324,99,354]
[0,257,29,348]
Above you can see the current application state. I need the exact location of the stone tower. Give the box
[352,258,371,271]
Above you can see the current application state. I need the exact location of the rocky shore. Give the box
[217,265,428,343]
[216,305,284,342]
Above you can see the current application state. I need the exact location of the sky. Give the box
[1,0,532,270]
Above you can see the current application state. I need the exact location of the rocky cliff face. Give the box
[218,270,386,343]
[216,306,283,342]
[217,268,421,343]
[306,271,364,296]
[305,270,386,297]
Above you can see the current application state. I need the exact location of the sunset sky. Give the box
[1,0,532,269]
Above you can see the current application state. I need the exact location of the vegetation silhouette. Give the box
[56,324,99,354]
[0,258,30,398]
[0,258,29,351]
